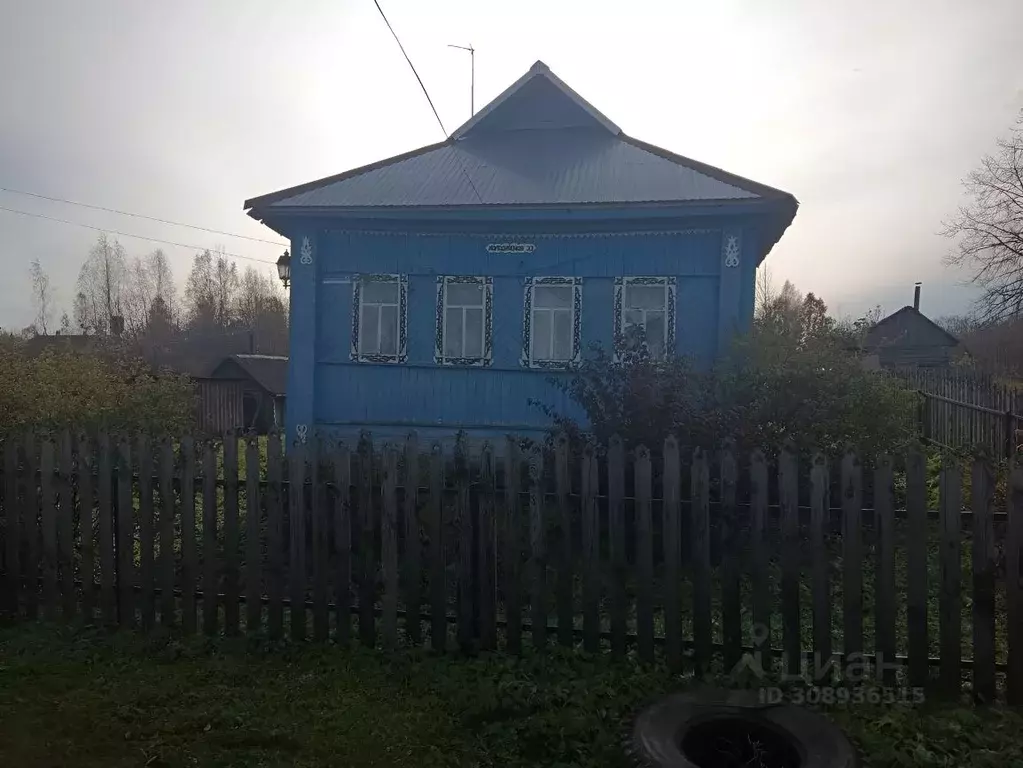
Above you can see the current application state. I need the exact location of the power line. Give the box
[372,0,447,136]
[0,186,288,246]
[0,204,277,265]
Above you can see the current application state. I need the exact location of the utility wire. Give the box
[372,0,447,136]
[0,205,277,265]
[0,186,288,246]
[370,0,484,204]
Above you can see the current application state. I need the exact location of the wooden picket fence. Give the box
[2,431,1023,702]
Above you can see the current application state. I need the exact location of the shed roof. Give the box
[864,306,961,350]
[207,354,288,396]
[245,61,796,214]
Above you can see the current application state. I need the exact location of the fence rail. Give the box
[2,430,1023,703]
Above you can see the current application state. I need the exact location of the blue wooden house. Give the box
[245,61,797,442]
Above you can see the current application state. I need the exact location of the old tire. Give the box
[631,689,857,768]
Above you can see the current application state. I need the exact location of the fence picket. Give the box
[289,443,308,641]
[720,445,741,671]
[180,437,197,635]
[266,433,283,640]
[750,450,771,673]
[691,448,711,673]
[455,444,473,652]
[635,445,654,663]
[875,456,896,686]
[357,440,375,648]
[581,443,600,654]
[555,434,573,648]
[333,443,352,646]
[3,438,20,618]
[810,452,831,680]
[312,441,329,642]
[223,432,240,636]
[245,435,262,633]
[780,444,800,678]
[429,445,446,652]
[529,446,546,651]
[906,446,929,687]
[403,433,421,646]
[841,449,863,671]
[138,434,155,631]
[202,441,218,636]
[117,436,134,630]
[381,445,399,648]
[159,437,176,627]
[40,436,58,621]
[939,457,962,696]
[21,432,37,620]
[972,458,996,702]
[503,438,522,654]
[662,436,681,671]
[478,443,497,651]
[58,432,75,620]
[608,436,626,659]
[77,433,94,622]
[1009,461,1023,704]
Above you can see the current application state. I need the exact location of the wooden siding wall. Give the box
[196,380,244,435]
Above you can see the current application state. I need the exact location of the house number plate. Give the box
[486,243,536,254]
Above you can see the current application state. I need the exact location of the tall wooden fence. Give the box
[2,431,1023,702]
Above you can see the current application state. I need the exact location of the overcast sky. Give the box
[2,0,1022,331]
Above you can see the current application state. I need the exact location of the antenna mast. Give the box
[447,43,475,117]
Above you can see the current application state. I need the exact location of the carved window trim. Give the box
[434,275,493,367]
[350,274,408,364]
[613,276,676,361]
[521,276,583,369]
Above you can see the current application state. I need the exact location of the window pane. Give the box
[646,311,665,357]
[379,305,398,355]
[444,307,463,357]
[360,304,379,354]
[624,309,644,329]
[625,284,665,310]
[447,282,484,307]
[552,309,572,360]
[464,308,483,358]
[532,309,552,360]
[363,280,399,304]
[534,285,572,309]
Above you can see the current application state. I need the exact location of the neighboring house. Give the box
[196,354,287,434]
[863,286,963,369]
[244,61,798,441]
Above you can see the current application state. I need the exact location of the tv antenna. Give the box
[447,43,475,117]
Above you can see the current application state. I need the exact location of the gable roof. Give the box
[864,306,961,349]
[207,354,288,395]
[245,61,797,215]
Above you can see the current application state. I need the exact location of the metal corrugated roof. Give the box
[246,61,794,213]
[262,130,759,209]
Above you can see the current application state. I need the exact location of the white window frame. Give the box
[350,274,408,363]
[613,276,676,360]
[435,276,493,366]
[521,276,582,368]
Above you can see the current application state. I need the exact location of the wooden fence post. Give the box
[810,452,831,681]
[478,442,497,651]
[116,436,134,630]
[78,433,94,622]
[159,437,176,628]
[58,431,75,621]
[750,450,771,674]
[608,436,626,660]
[332,441,352,646]
[455,441,473,652]
[40,436,57,622]
[691,448,711,674]
[503,438,522,654]
[841,448,863,674]
[779,443,800,679]
[1008,460,1023,704]
[381,444,399,649]
[429,444,446,652]
[972,458,996,702]
[138,434,155,631]
[357,437,375,648]
[21,432,38,620]
[662,436,682,672]
[223,432,240,636]
[939,456,962,696]
[312,437,330,642]
[906,445,929,688]
[2,438,20,619]
[403,433,421,646]
[289,442,308,641]
[179,437,197,635]
[635,445,654,663]
[874,455,896,686]
[554,434,573,648]
[202,440,219,636]
[528,446,546,652]
[720,444,741,671]
[581,442,600,655]
[266,433,284,641]
[244,435,262,634]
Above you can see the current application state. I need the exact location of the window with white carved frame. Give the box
[614,276,676,360]
[435,276,493,365]
[351,274,408,363]
[521,277,582,368]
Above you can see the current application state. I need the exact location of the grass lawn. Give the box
[3,624,1023,767]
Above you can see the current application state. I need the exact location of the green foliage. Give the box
[0,339,194,436]
[538,325,918,456]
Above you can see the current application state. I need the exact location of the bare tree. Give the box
[944,110,1023,322]
[235,266,288,352]
[29,258,54,335]
[755,265,776,318]
[185,248,238,329]
[75,234,127,334]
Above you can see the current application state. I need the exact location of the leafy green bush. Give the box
[535,326,918,456]
[0,339,194,436]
